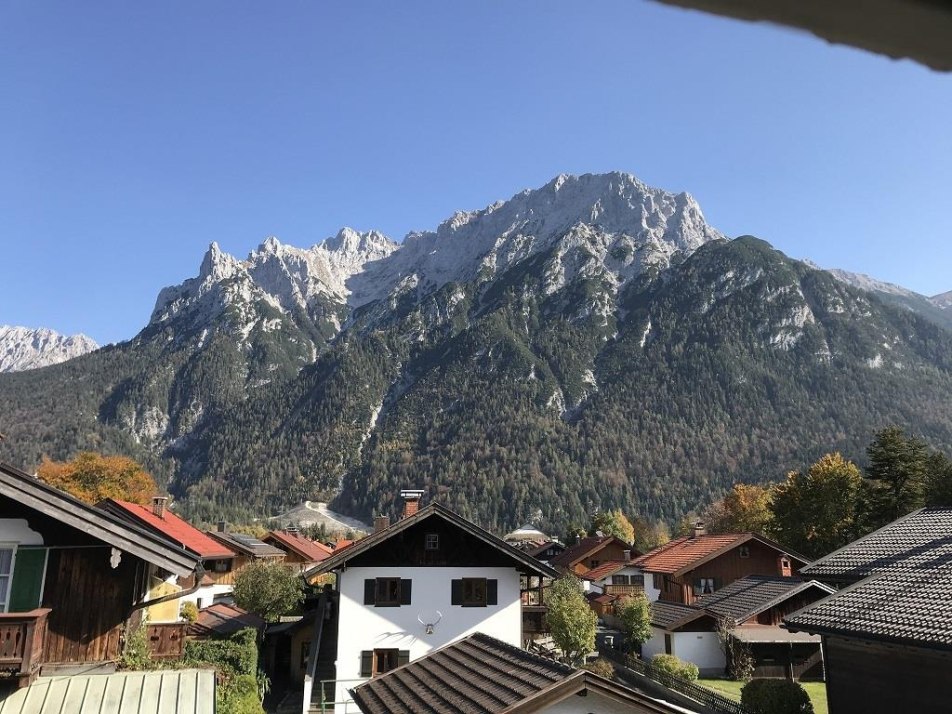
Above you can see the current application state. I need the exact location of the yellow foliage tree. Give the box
[36,451,158,505]
[704,483,773,535]
[591,509,636,544]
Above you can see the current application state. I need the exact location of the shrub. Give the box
[184,628,265,714]
[119,621,152,670]
[582,658,615,680]
[741,679,814,714]
[181,601,199,623]
[650,653,699,681]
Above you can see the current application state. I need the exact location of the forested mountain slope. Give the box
[2,173,951,533]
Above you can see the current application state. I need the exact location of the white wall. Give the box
[543,689,643,714]
[642,626,667,660]
[335,566,522,705]
[673,631,724,675]
[643,570,661,602]
[0,519,44,545]
[591,565,648,595]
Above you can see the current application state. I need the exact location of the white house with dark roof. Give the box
[302,492,559,711]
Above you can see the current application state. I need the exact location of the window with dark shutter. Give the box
[453,577,493,607]
[375,577,401,606]
[364,579,376,605]
[360,650,374,677]
[486,579,497,606]
[400,579,412,605]
[8,547,48,612]
[451,579,463,605]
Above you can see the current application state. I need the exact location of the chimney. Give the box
[218,519,227,533]
[374,515,391,533]
[623,549,631,562]
[400,489,425,519]
[285,525,299,536]
[152,496,168,519]
[692,520,707,539]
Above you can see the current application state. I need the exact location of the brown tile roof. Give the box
[188,603,265,638]
[693,575,832,623]
[206,529,286,559]
[581,560,628,582]
[550,535,630,570]
[349,632,681,714]
[633,533,808,577]
[265,530,333,562]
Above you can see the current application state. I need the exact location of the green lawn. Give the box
[697,679,828,714]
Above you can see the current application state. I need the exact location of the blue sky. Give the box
[2,1,951,345]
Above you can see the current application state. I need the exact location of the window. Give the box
[360,649,410,677]
[739,545,750,558]
[451,578,498,607]
[612,575,630,585]
[0,547,14,613]
[693,577,716,595]
[424,533,439,550]
[212,559,232,573]
[364,578,412,606]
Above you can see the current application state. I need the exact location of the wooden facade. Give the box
[658,540,796,605]
[822,635,952,713]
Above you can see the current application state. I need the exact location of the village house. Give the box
[632,523,808,606]
[642,575,832,678]
[99,497,239,610]
[785,507,952,713]
[263,528,333,573]
[301,490,559,711]
[0,462,200,687]
[550,535,635,577]
[204,522,287,570]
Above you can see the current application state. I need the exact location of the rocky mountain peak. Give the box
[0,325,99,373]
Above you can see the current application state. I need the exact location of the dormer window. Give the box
[739,546,750,558]
[424,533,439,551]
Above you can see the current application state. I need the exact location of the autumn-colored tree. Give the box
[631,516,671,553]
[590,509,635,544]
[36,452,158,505]
[704,484,773,535]
[545,575,597,666]
[769,453,864,559]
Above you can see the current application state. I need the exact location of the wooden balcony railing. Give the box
[603,584,645,596]
[0,608,52,688]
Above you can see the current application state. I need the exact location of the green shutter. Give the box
[8,548,48,612]
[360,651,374,677]
[397,650,410,667]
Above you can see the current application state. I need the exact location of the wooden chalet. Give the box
[99,498,239,613]
[550,535,635,576]
[786,507,952,713]
[204,523,286,572]
[262,528,332,573]
[0,462,198,690]
[633,524,808,606]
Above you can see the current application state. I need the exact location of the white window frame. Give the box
[0,543,18,614]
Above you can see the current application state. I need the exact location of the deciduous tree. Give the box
[704,484,773,535]
[591,509,636,544]
[232,561,304,622]
[36,451,157,505]
[769,453,864,559]
[545,575,596,666]
[616,592,652,648]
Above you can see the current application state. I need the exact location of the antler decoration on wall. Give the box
[417,611,443,635]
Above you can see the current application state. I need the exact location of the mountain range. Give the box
[3,172,952,533]
[0,326,98,373]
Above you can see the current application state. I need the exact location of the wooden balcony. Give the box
[0,608,51,687]
[603,584,644,597]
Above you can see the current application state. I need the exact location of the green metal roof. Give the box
[0,669,215,714]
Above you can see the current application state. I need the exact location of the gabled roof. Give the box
[349,632,681,714]
[304,503,558,579]
[550,535,632,570]
[800,507,952,582]
[633,533,807,577]
[785,566,952,650]
[188,603,265,638]
[0,462,197,577]
[206,529,285,559]
[264,530,333,562]
[581,560,630,582]
[100,498,236,560]
[650,601,712,630]
[692,575,833,623]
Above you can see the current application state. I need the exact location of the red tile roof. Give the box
[188,603,265,638]
[632,534,750,575]
[333,538,355,551]
[106,499,237,559]
[581,560,629,582]
[265,530,333,562]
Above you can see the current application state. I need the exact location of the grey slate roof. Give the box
[800,507,952,582]
[650,601,708,629]
[785,566,952,649]
[350,632,681,714]
[0,669,215,714]
[692,575,833,622]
